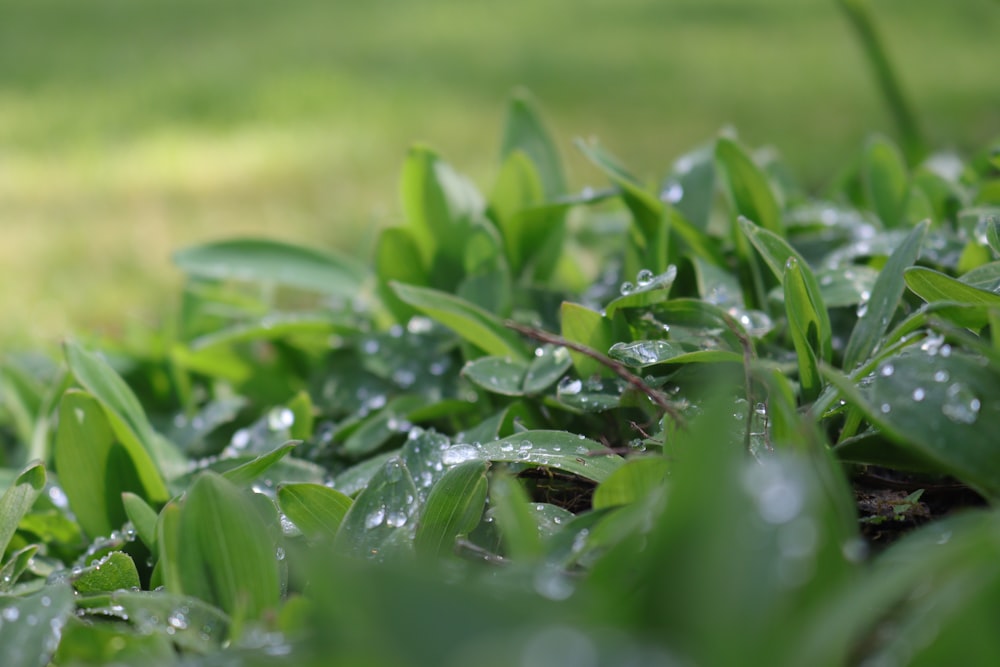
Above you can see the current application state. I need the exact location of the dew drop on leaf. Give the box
[620,281,634,296]
[941,383,981,424]
[636,268,654,286]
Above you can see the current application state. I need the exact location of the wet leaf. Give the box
[905,266,1000,307]
[72,551,140,594]
[862,135,909,227]
[0,461,45,556]
[121,492,158,554]
[0,583,74,667]
[414,460,489,558]
[785,257,825,402]
[462,356,529,396]
[173,238,365,296]
[560,301,615,379]
[716,136,782,235]
[476,431,623,483]
[335,456,419,561]
[593,457,671,509]
[0,545,38,592]
[522,344,573,394]
[221,442,298,486]
[391,282,527,360]
[844,220,927,368]
[605,266,679,318]
[490,473,543,560]
[277,483,353,541]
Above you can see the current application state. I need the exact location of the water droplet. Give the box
[362,339,379,355]
[934,369,950,383]
[168,610,189,630]
[365,506,386,529]
[385,512,408,528]
[383,458,405,482]
[880,403,892,414]
[743,461,804,524]
[942,383,981,424]
[442,445,480,465]
[275,547,286,561]
[636,268,655,286]
[619,281,634,296]
[231,429,251,450]
[558,377,583,395]
[267,408,294,431]
[393,368,417,388]
[406,316,433,334]
[2,606,19,622]
[660,182,684,204]
[912,387,926,402]
[879,363,895,377]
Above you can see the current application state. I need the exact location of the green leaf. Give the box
[501,89,566,200]
[221,442,298,486]
[375,227,429,322]
[522,345,573,394]
[0,461,45,556]
[560,301,615,378]
[0,583,74,667]
[277,483,353,541]
[462,356,529,396]
[905,266,1000,307]
[715,137,782,235]
[121,492,158,554]
[391,282,527,360]
[844,220,928,368]
[54,390,154,539]
[72,551,140,594]
[604,265,679,319]
[335,456,419,561]
[64,342,174,495]
[173,238,365,296]
[174,472,281,621]
[489,473,542,560]
[97,589,229,654]
[609,340,743,368]
[784,257,825,402]
[414,460,489,558]
[593,457,670,509]
[862,135,910,227]
[476,431,623,483]
[0,545,38,592]
[741,217,832,361]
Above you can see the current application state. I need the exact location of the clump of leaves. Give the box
[2,16,1000,664]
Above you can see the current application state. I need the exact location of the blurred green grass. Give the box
[0,0,997,347]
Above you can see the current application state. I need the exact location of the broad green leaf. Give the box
[175,472,281,621]
[522,345,573,394]
[173,238,365,296]
[72,551,140,594]
[277,483,353,541]
[862,135,909,227]
[489,473,542,560]
[64,342,174,496]
[54,616,174,665]
[0,545,37,592]
[414,460,489,558]
[605,266,679,319]
[815,266,879,308]
[121,492,158,554]
[93,589,229,654]
[0,583,74,667]
[335,456,419,561]
[55,391,153,539]
[560,301,615,378]
[785,258,825,402]
[501,89,566,199]
[391,282,527,360]
[961,261,1000,294]
[741,218,832,362]
[609,340,743,368]
[593,457,670,509]
[0,461,45,556]
[668,143,716,231]
[477,431,623,483]
[905,266,1000,307]
[844,220,928,368]
[715,137,782,235]
[331,450,399,497]
[375,227,429,322]
[462,356,529,396]
[221,442,298,486]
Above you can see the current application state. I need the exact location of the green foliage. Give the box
[1,84,1000,665]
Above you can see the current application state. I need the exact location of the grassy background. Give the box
[1,0,997,347]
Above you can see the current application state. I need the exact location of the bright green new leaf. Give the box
[277,483,353,541]
[741,217,832,362]
[221,441,298,486]
[715,136,783,235]
[121,492,159,554]
[785,257,824,402]
[72,551,141,594]
[905,266,1000,307]
[173,238,366,297]
[54,390,157,539]
[862,135,910,227]
[560,301,615,379]
[175,472,281,621]
[414,460,489,558]
[64,342,174,495]
[0,461,45,556]
[844,220,928,368]
[391,282,527,360]
[501,89,566,200]
[593,457,670,509]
